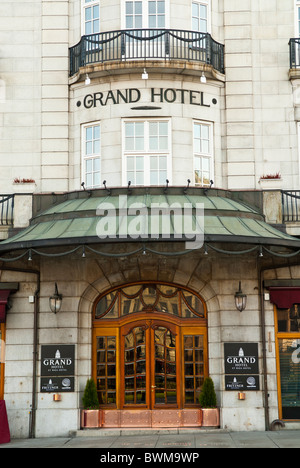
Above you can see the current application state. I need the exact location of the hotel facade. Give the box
[2,0,300,437]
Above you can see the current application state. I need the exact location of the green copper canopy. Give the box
[0,188,299,252]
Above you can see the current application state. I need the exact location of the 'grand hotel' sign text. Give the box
[77,88,213,109]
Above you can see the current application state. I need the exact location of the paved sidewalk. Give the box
[1,429,300,449]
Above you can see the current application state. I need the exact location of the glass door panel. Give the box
[124,326,147,405]
[182,331,206,406]
[96,335,117,405]
[153,326,177,405]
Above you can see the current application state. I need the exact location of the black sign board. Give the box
[224,343,259,375]
[225,375,259,391]
[41,377,75,393]
[41,345,75,376]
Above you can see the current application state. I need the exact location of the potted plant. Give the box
[80,378,102,429]
[199,376,220,427]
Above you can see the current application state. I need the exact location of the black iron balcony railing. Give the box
[69,29,225,77]
[0,195,14,226]
[282,190,300,222]
[289,38,300,68]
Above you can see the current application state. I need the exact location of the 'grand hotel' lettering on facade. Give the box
[78,88,212,109]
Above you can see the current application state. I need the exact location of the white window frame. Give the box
[193,120,214,187]
[122,118,172,186]
[121,0,170,30]
[191,0,211,34]
[82,122,101,189]
[81,0,100,36]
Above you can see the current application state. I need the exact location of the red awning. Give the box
[269,287,300,309]
[0,290,12,323]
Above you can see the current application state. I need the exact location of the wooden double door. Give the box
[93,315,207,413]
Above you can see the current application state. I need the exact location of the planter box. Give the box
[12,183,36,194]
[200,408,220,427]
[81,409,102,428]
[259,178,282,190]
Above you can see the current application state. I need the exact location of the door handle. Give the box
[151,385,156,388]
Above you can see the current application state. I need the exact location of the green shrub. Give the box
[82,378,99,409]
[199,377,217,408]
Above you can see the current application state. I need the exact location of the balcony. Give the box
[281,190,300,236]
[0,195,14,241]
[69,28,225,79]
[289,38,300,79]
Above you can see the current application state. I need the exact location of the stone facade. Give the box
[1,0,300,438]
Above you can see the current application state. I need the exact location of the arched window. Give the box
[94,282,206,320]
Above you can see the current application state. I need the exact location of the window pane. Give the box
[149,1,156,14]
[150,155,158,170]
[201,124,209,140]
[94,125,100,140]
[192,3,199,17]
[135,137,144,151]
[126,138,134,151]
[135,122,144,136]
[149,137,158,150]
[86,159,93,172]
[93,5,99,17]
[86,173,92,187]
[200,4,207,19]
[157,15,165,27]
[136,156,144,171]
[160,156,167,170]
[159,170,167,185]
[277,305,300,332]
[93,139,100,154]
[202,139,209,154]
[85,6,92,21]
[158,1,165,14]
[125,122,134,137]
[127,156,135,171]
[86,141,93,155]
[200,19,207,32]
[202,157,210,172]
[136,172,144,185]
[126,1,133,14]
[159,136,168,150]
[159,121,168,135]
[86,126,93,141]
[94,157,100,172]
[135,2,142,14]
[126,16,133,28]
[150,171,158,185]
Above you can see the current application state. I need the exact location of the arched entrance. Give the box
[92,282,208,427]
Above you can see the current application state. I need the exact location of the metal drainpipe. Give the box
[258,262,269,431]
[0,266,40,439]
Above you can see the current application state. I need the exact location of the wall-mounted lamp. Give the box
[200,72,206,83]
[49,283,63,314]
[234,281,247,312]
[142,68,148,80]
[85,74,91,85]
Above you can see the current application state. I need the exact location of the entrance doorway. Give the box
[92,283,208,427]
